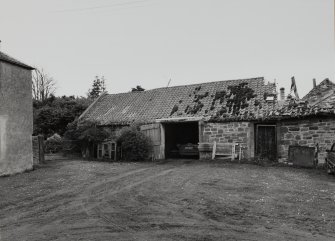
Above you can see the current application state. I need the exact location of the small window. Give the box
[111,143,116,160]
[97,144,103,158]
[103,144,109,158]
[97,141,117,160]
[266,96,275,102]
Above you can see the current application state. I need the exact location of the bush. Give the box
[64,119,111,158]
[45,133,63,153]
[117,126,152,161]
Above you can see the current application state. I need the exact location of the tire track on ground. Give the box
[0,167,150,226]
[80,168,175,234]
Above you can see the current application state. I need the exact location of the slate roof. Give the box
[80,77,278,125]
[0,51,34,70]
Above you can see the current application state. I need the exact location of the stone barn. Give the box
[275,79,335,164]
[79,77,280,161]
[0,51,34,176]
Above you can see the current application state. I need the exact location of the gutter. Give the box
[155,116,205,123]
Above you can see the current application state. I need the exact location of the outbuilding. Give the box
[0,51,34,176]
[79,77,280,161]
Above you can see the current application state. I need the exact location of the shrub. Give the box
[45,133,63,153]
[117,126,152,161]
[63,119,110,157]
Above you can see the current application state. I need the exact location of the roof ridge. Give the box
[105,77,266,96]
[302,78,334,100]
[319,78,334,86]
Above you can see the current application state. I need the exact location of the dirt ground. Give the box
[0,158,334,241]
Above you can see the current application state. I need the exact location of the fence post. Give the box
[38,135,45,163]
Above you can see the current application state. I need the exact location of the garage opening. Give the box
[164,122,199,159]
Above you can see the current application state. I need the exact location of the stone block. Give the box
[288,127,300,131]
[281,127,289,133]
[298,140,307,145]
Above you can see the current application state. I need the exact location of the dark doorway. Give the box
[255,124,277,160]
[164,122,199,159]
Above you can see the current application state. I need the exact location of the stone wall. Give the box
[202,122,254,160]
[0,62,33,176]
[278,118,335,163]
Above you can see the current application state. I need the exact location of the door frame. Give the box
[161,121,200,159]
[254,123,278,159]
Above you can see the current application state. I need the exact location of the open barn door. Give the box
[140,123,164,160]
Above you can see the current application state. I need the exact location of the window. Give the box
[103,143,109,158]
[266,96,274,102]
[97,141,117,160]
[111,142,116,161]
[97,144,103,158]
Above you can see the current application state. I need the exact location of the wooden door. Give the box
[256,125,277,160]
[140,123,164,160]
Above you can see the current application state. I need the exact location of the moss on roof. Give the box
[81,77,278,125]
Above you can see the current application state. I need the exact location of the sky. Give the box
[1,0,334,98]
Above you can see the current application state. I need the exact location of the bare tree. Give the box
[32,68,56,101]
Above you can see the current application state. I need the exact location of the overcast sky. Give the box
[1,0,334,97]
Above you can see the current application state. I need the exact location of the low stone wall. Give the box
[202,122,253,160]
[278,118,335,163]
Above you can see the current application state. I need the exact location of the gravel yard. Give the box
[0,158,334,241]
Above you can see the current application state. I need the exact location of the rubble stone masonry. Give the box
[202,122,254,160]
[278,118,335,163]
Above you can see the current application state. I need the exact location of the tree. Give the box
[33,95,92,137]
[32,68,56,101]
[88,76,106,99]
[131,85,145,92]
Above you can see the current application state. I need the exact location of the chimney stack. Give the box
[313,79,317,88]
[280,87,285,101]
